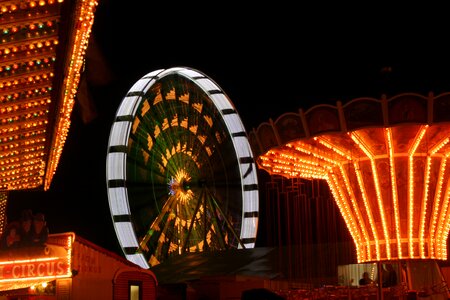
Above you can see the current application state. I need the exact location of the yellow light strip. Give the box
[351,132,390,259]
[67,234,73,276]
[409,125,428,156]
[44,0,99,190]
[259,150,329,179]
[436,180,450,259]
[429,155,447,258]
[437,156,450,260]
[338,164,371,261]
[430,137,450,155]
[327,175,361,260]
[294,142,339,167]
[333,171,360,246]
[0,192,6,237]
[369,156,391,259]
[385,128,402,259]
[288,143,335,176]
[353,160,379,261]
[0,274,71,283]
[407,156,414,258]
[407,125,428,258]
[0,256,61,265]
[419,155,432,258]
[350,132,373,160]
[441,203,450,260]
[315,137,353,160]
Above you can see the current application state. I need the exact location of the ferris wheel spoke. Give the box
[206,188,246,249]
[140,195,178,250]
[203,191,228,249]
[181,188,204,252]
[152,217,178,263]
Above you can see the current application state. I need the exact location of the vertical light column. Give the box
[353,160,380,261]
[385,128,402,258]
[338,164,371,261]
[351,132,390,259]
[429,155,448,258]
[407,125,427,258]
[419,155,432,258]
[436,180,450,259]
[327,175,362,259]
[0,192,7,237]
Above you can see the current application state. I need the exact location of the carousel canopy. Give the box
[0,0,98,192]
[250,92,450,262]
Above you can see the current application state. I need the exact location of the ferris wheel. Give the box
[106,67,259,269]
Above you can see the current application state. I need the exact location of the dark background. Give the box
[6,1,450,256]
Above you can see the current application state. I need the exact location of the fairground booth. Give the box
[0,232,157,299]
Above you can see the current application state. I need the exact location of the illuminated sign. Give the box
[0,258,68,280]
[0,233,73,283]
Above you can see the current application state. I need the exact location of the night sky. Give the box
[6,2,450,257]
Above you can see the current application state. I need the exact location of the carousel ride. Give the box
[249,92,450,296]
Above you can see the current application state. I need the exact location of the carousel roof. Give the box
[249,92,450,161]
[0,0,98,192]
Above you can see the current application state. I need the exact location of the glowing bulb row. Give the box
[0,164,43,178]
[385,128,402,259]
[429,154,449,257]
[0,143,45,156]
[2,20,55,36]
[0,71,54,89]
[0,87,51,103]
[1,27,57,45]
[0,103,49,115]
[0,56,55,74]
[0,160,42,171]
[0,0,61,14]
[353,160,380,261]
[0,114,48,128]
[0,136,42,151]
[0,192,7,236]
[0,39,58,57]
[408,126,428,257]
[338,163,371,261]
[45,0,98,190]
